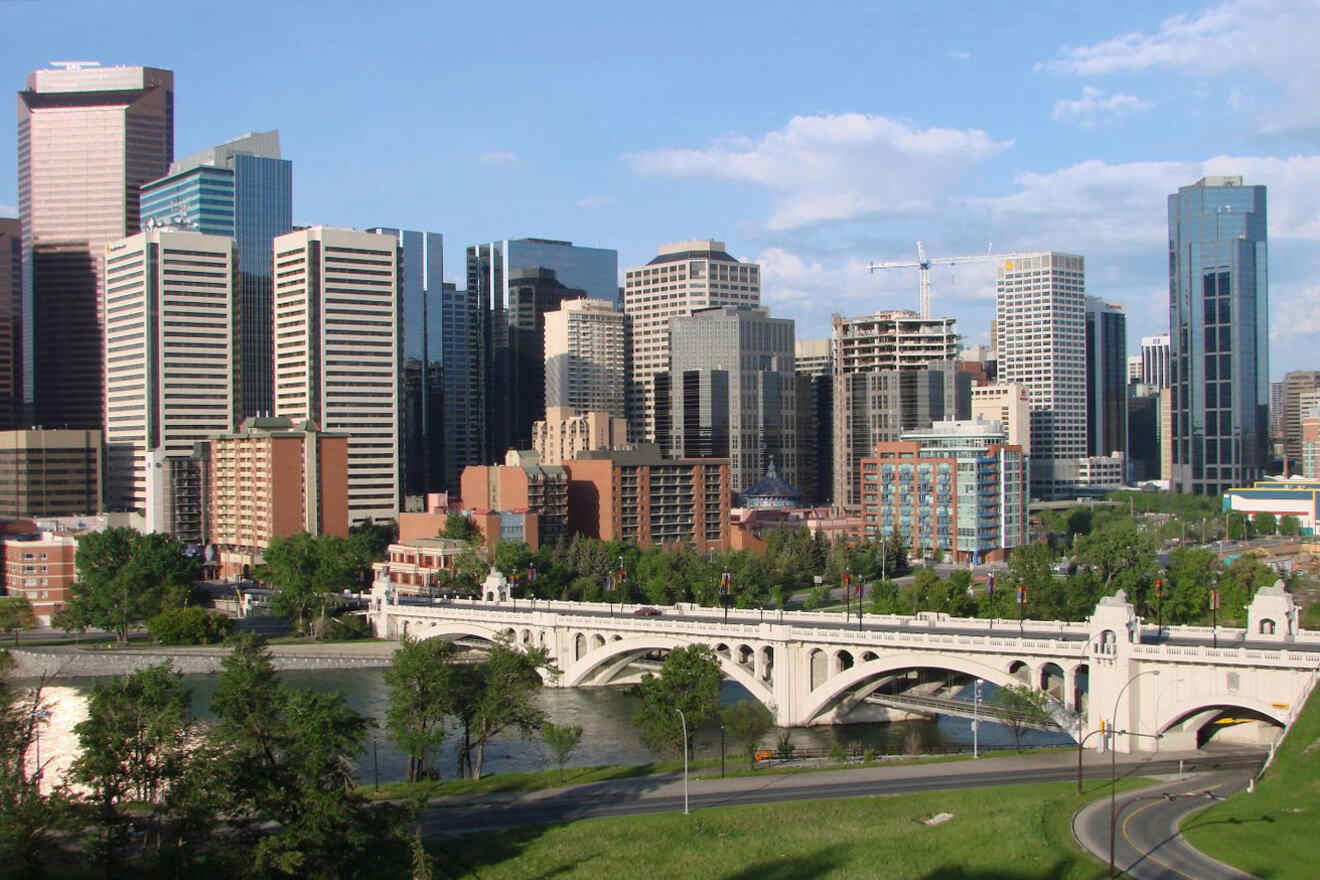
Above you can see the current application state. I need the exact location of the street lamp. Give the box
[856,574,864,632]
[1109,669,1160,879]
[1209,589,1220,649]
[1154,576,1164,634]
[843,565,852,617]
[1016,583,1027,636]
[616,556,626,612]
[676,707,689,815]
[972,678,983,758]
[720,571,732,623]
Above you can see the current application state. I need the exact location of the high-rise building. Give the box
[466,239,618,461]
[1085,297,1127,459]
[1270,380,1287,450]
[1127,356,1143,386]
[1168,176,1269,495]
[0,429,101,517]
[460,450,568,544]
[273,227,399,525]
[661,306,796,495]
[831,310,966,510]
[18,63,174,430]
[102,230,237,527]
[995,252,1088,499]
[367,228,443,501]
[531,407,628,466]
[142,131,293,418]
[794,338,833,505]
[1141,333,1171,389]
[544,297,626,418]
[1282,371,1320,466]
[439,282,475,493]
[988,319,999,357]
[1302,401,1320,478]
[971,383,1031,456]
[0,218,19,429]
[623,240,760,442]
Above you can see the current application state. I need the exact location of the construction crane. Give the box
[868,241,1027,318]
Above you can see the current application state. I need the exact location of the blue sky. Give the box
[3,0,1319,376]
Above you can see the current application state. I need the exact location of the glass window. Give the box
[1218,299,1231,323]
[1205,356,1217,380]
[1205,384,1217,407]
[1220,383,1231,407]
[1204,328,1217,352]
[1219,327,1232,351]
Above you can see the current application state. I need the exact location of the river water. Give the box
[30,669,1072,790]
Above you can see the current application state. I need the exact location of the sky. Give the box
[2,0,1319,377]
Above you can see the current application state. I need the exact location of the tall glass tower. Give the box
[1168,176,1269,495]
[141,131,293,419]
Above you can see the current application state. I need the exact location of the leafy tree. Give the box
[633,644,722,758]
[1227,511,1247,540]
[1164,547,1220,623]
[146,606,232,645]
[0,672,69,878]
[65,528,200,645]
[721,700,774,769]
[1280,515,1303,537]
[540,721,584,781]
[384,638,456,782]
[493,540,535,580]
[442,513,480,542]
[450,642,555,780]
[0,597,37,645]
[346,518,396,589]
[991,683,1050,750]
[260,532,356,637]
[1253,512,1277,536]
[1075,519,1155,592]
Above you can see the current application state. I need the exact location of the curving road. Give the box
[1073,770,1258,879]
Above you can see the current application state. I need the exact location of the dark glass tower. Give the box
[1168,176,1269,494]
[1085,297,1127,459]
[141,130,293,419]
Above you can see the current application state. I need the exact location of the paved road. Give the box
[1073,770,1258,880]
[420,748,1264,839]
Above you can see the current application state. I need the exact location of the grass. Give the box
[1181,680,1320,880]
[427,777,1149,879]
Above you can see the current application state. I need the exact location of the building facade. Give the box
[2,531,77,624]
[141,130,293,419]
[1302,402,1320,478]
[102,230,237,524]
[0,429,101,517]
[1085,297,1127,459]
[18,64,174,431]
[272,227,399,525]
[794,338,833,506]
[439,282,475,493]
[1169,176,1269,495]
[460,449,568,544]
[623,240,760,443]
[1281,371,1320,468]
[970,383,1031,456]
[532,407,628,466]
[1223,479,1319,536]
[544,296,626,418]
[995,251,1088,499]
[0,218,19,429]
[1141,333,1171,389]
[859,418,1026,563]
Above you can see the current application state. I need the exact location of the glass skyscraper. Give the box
[1168,176,1269,495]
[141,131,293,419]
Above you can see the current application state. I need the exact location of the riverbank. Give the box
[4,639,400,678]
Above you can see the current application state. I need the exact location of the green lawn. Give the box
[428,779,1144,879]
[1182,681,1320,880]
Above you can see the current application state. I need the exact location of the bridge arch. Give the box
[800,651,1036,726]
[1156,694,1289,739]
[410,620,506,645]
[560,634,775,710]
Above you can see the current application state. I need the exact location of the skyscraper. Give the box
[102,230,237,525]
[995,252,1087,499]
[18,63,174,430]
[1140,333,1171,389]
[544,297,626,417]
[439,282,475,493]
[273,227,399,525]
[141,131,293,418]
[1168,176,1269,495]
[0,218,19,429]
[794,338,833,505]
[1085,297,1127,459]
[1282,371,1320,467]
[623,240,760,443]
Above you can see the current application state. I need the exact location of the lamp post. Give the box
[1154,576,1164,634]
[1109,669,1160,879]
[676,708,689,815]
[857,575,864,632]
[528,561,536,600]
[616,556,626,612]
[720,571,732,623]
[720,722,726,778]
[1210,589,1220,649]
[373,737,379,791]
[972,678,983,758]
[843,566,851,617]
[1016,583,1027,636]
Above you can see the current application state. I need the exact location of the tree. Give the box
[384,638,456,782]
[1253,512,1277,536]
[347,518,396,590]
[260,533,356,637]
[1280,515,1303,537]
[65,528,200,645]
[0,597,37,645]
[450,642,555,780]
[442,513,479,542]
[992,683,1051,750]
[146,606,232,645]
[721,700,774,769]
[540,722,584,781]
[633,644,722,758]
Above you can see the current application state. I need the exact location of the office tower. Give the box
[1085,297,1127,458]
[861,418,1026,563]
[440,282,475,493]
[0,429,101,516]
[102,230,237,528]
[142,131,293,418]
[1168,176,1269,494]
[988,319,999,356]
[831,310,966,510]
[1141,333,1171,388]
[971,383,1031,455]
[1282,371,1320,466]
[995,252,1087,499]
[0,219,18,429]
[18,63,174,430]
[467,239,618,460]
[544,297,626,417]
[273,227,399,525]
[661,306,795,496]
[623,239,760,443]
[1270,381,1286,449]
[1127,356,1143,386]
[795,338,833,505]
[532,407,628,466]
[367,228,443,501]
[1127,393,1162,482]
[1303,401,1320,478]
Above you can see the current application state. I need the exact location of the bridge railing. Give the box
[1130,642,1320,668]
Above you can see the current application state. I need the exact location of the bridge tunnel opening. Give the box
[1039,663,1065,701]
[1161,705,1285,750]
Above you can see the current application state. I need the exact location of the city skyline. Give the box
[3,1,1319,379]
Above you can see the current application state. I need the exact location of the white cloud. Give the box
[576,195,616,209]
[1052,86,1153,128]
[949,50,971,61]
[479,151,520,167]
[627,113,1012,230]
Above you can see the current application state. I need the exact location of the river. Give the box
[28,668,1073,790]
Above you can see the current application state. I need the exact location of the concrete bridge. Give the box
[369,574,1320,753]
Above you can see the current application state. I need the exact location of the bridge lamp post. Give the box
[1209,589,1220,649]
[1154,576,1164,634]
[676,707,689,815]
[1016,584,1027,637]
[720,571,732,623]
[856,575,864,632]
[1109,669,1160,879]
[972,678,983,758]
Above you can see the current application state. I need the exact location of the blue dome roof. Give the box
[743,460,802,508]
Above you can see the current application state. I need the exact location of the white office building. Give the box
[544,297,627,419]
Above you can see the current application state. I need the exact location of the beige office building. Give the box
[273,227,399,525]
[971,383,1031,456]
[544,297,626,418]
[0,429,102,517]
[622,240,759,441]
[18,64,174,430]
[103,230,237,522]
[532,406,628,465]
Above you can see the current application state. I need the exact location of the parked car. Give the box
[633,606,662,617]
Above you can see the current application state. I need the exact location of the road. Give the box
[419,748,1264,839]
[1073,769,1258,880]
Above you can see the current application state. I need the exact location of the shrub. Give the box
[146,606,232,645]
[775,730,796,760]
[325,613,372,641]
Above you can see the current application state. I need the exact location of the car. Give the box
[633,606,662,617]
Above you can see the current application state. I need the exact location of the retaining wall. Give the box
[5,648,393,679]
